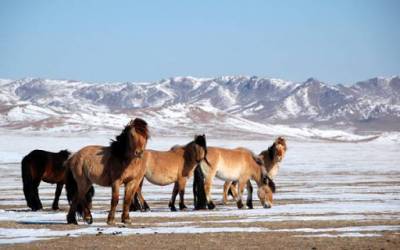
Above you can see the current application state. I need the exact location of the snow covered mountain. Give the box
[0,76,399,141]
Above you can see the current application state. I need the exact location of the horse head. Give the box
[111,118,149,162]
[257,178,275,209]
[259,137,287,179]
[129,118,150,158]
[193,134,211,165]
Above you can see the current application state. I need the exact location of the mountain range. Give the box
[0,76,399,141]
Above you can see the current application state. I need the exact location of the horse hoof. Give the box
[67,216,78,225]
[170,206,177,212]
[107,219,116,225]
[84,216,93,224]
[122,218,131,225]
[52,206,60,210]
[207,202,216,210]
[237,201,244,209]
[179,204,188,211]
[246,202,254,209]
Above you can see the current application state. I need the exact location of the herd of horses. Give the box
[21,118,287,225]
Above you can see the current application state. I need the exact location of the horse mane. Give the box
[251,152,264,166]
[183,135,205,160]
[110,118,149,162]
[194,134,207,152]
[267,143,277,161]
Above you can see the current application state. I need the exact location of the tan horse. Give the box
[196,146,274,210]
[131,135,208,211]
[223,137,287,207]
[65,118,149,225]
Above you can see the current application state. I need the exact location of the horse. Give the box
[130,134,209,212]
[223,137,287,208]
[194,146,275,210]
[65,118,149,225]
[21,149,71,211]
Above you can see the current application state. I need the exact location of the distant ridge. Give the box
[0,76,399,142]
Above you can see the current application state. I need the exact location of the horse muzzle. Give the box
[263,203,272,209]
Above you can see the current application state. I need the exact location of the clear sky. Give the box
[0,0,399,84]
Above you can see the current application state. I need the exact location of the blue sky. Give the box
[0,0,399,84]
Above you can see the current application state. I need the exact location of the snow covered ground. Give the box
[0,133,399,245]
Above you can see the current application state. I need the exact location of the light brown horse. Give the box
[223,137,287,207]
[65,118,149,225]
[196,146,274,210]
[131,135,208,211]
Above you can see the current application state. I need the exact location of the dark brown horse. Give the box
[65,118,149,225]
[21,149,71,211]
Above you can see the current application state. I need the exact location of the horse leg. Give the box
[32,179,42,211]
[204,174,215,209]
[236,179,247,209]
[246,180,254,209]
[168,182,179,212]
[52,183,63,210]
[137,188,150,212]
[107,181,121,225]
[81,185,94,224]
[178,178,188,210]
[130,192,142,212]
[121,181,138,224]
[130,179,150,212]
[67,195,79,224]
[223,181,232,205]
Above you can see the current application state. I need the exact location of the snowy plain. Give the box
[0,132,399,245]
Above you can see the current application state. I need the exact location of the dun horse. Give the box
[131,135,208,211]
[65,118,149,225]
[21,149,71,211]
[194,146,276,210]
[223,137,287,207]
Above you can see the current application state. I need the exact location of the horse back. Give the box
[22,150,68,183]
[204,147,255,180]
[142,150,184,185]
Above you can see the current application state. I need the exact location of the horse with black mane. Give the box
[131,134,209,211]
[65,118,149,225]
[21,149,71,211]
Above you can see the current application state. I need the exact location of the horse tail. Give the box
[21,154,34,209]
[193,163,207,210]
[65,167,81,215]
[65,161,95,217]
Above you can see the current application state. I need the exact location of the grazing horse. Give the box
[21,149,71,211]
[131,135,209,211]
[223,137,287,207]
[194,146,275,210]
[65,118,149,225]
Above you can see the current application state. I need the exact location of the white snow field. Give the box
[0,133,399,245]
